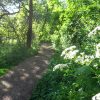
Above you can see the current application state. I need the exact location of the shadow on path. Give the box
[0,43,54,100]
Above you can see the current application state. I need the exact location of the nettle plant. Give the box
[53,26,100,99]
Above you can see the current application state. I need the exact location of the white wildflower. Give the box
[69,46,76,50]
[53,64,68,71]
[61,46,76,57]
[92,93,100,100]
[63,49,79,59]
[95,43,100,58]
[88,26,100,37]
[75,53,94,65]
[68,50,79,59]
[64,54,68,59]
[93,64,98,67]
[93,64,98,69]
[75,55,82,63]
[80,52,85,56]
[90,55,94,59]
[61,48,69,57]
[61,49,67,57]
[85,55,89,59]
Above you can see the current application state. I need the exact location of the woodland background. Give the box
[0,0,100,99]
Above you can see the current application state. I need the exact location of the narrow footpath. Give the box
[0,43,54,100]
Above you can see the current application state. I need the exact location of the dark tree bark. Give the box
[0,36,2,44]
[26,0,33,48]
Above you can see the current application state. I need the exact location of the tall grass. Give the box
[0,43,38,76]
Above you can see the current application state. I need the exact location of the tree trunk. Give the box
[0,36,2,44]
[27,0,33,48]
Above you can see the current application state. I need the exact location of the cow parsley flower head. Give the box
[92,93,100,100]
[53,64,68,71]
[80,52,85,56]
[61,46,79,59]
[95,43,100,58]
[61,44,96,65]
[88,26,100,37]
[75,54,94,65]
[68,46,76,50]
[61,46,76,57]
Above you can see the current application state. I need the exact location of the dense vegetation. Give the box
[0,0,100,99]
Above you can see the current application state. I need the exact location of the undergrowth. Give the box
[0,43,38,76]
[30,50,100,100]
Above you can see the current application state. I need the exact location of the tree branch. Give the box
[0,10,20,19]
[0,3,21,19]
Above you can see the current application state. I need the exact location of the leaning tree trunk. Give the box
[27,0,33,48]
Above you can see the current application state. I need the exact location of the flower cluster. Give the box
[61,46,95,65]
[53,64,68,71]
[95,43,100,58]
[92,93,100,100]
[75,53,94,65]
[61,46,79,59]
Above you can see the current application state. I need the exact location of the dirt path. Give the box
[0,43,54,100]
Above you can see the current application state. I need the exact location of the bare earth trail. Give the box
[0,43,54,100]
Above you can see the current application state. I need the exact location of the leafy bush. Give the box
[51,0,100,49]
[30,58,100,100]
[30,26,100,100]
[0,44,38,67]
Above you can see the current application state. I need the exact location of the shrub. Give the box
[30,26,100,100]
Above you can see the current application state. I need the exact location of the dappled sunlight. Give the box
[34,67,40,71]
[0,43,54,99]
[2,95,12,100]
[43,60,49,64]
[1,81,12,89]
[32,67,40,74]
[6,71,14,78]
[35,74,42,79]
[2,88,9,92]
[0,0,99,99]
[20,73,29,81]
[18,69,25,72]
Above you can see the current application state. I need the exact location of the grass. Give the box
[0,43,38,76]
[0,68,9,76]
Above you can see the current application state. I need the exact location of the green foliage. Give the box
[50,0,100,49]
[30,26,100,99]
[0,0,100,99]
[0,44,37,67]
[0,43,38,76]
[0,68,9,76]
[30,52,100,100]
